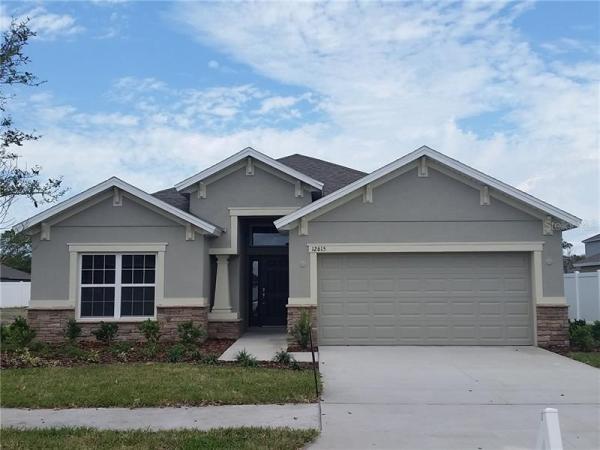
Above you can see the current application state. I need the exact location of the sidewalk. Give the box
[1,404,320,431]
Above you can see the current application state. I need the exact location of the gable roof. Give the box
[275,146,582,230]
[277,154,367,196]
[582,233,600,244]
[1,264,31,281]
[175,147,324,192]
[574,253,600,268]
[14,177,222,236]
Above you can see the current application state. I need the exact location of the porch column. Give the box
[209,255,238,320]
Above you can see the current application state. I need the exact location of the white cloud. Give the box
[14,7,84,40]
[208,60,220,69]
[5,2,599,252]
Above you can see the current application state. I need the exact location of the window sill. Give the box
[76,316,156,323]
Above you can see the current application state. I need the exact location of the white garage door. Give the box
[318,252,533,345]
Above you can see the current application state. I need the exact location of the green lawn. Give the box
[0,427,319,450]
[1,363,319,408]
[569,352,600,368]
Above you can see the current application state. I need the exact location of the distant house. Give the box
[1,264,31,282]
[574,233,600,272]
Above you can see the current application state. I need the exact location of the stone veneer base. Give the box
[536,304,569,350]
[207,319,243,339]
[28,306,208,343]
[287,305,318,346]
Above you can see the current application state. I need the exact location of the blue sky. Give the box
[1,1,598,251]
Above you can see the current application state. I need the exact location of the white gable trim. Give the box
[174,147,324,192]
[275,146,581,230]
[13,177,222,236]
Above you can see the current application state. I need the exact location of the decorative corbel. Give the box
[480,185,490,206]
[197,182,206,199]
[299,217,309,236]
[185,223,196,241]
[41,222,51,241]
[418,156,428,177]
[112,187,123,206]
[295,180,304,198]
[246,157,254,176]
[363,184,373,203]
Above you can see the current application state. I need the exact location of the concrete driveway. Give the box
[312,347,600,449]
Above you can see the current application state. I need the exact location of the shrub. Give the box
[3,317,36,349]
[1,324,8,343]
[142,343,159,359]
[569,319,587,334]
[235,349,258,367]
[63,319,82,342]
[570,326,595,352]
[273,350,293,365]
[291,310,312,350]
[91,322,118,345]
[167,343,187,363]
[110,341,133,355]
[591,321,600,343]
[138,319,160,345]
[64,344,89,360]
[202,354,219,365]
[177,321,206,347]
[12,348,44,367]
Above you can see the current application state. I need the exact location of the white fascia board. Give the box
[13,177,222,236]
[275,146,582,230]
[174,147,324,192]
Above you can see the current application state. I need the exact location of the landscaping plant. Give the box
[177,321,207,347]
[591,321,600,343]
[64,319,82,342]
[570,326,595,352]
[167,343,187,363]
[2,316,36,350]
[91,322,119,345]
[291,310,312,350]
[273,350,293,365]
[138,319,161,345]
[235,349,258,367]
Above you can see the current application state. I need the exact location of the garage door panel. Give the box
[318,253,532,345]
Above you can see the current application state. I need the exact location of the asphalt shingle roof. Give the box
[574,253,600,267]
[1,264,31,281]
[277,154,367,196]
[152,188,190,212]
[582,233,600,244]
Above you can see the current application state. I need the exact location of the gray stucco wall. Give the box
[289,166,565,299]
[30,195,209,302]
[188,163,311,315]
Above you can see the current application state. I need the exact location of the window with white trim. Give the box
[80,254,156,318]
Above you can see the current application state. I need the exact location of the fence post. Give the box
[535,408,563,450]
[574,271,580,320]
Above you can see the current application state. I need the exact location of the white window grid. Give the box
[78,253,157,320]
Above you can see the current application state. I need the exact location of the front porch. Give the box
[218,327,317,363]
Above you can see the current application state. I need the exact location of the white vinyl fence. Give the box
[564,271,600,322]
[0,281,30,308]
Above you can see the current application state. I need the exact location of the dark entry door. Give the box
[249,255,289,326]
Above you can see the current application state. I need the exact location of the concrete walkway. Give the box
[219,327,317,363]
[312,346,600,449]
[1,404,320,431]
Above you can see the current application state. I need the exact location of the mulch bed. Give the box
[1,339,235,369]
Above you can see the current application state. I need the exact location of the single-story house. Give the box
[15,146,581,348]
[573,233,600,272]
[1,264,31,282]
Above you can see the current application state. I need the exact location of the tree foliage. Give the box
[562,239,585,273]
[0,18,65,225]
[0,229,31,272]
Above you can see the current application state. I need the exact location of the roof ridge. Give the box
[278,153,367,175]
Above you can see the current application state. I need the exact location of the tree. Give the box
[562,239,585,273]
[0,229,31,272]
[0,18,65,225]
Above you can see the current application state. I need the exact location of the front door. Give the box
[249,255,289,326]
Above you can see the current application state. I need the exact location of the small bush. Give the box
[3,317,36,349]
[273,350,293,365]
[110,341,133,355]
[12,348,44,367]
[177,321,207,347]
[63,319,82,342]
[291,311,312,350]
[167,343,187,363]
[138,319,160,345]
[1,324,8,343]
[289,358,301,370]
[591,321,600,343]
[571,326,595,352]
[64,344,89,360]
[202,353,219,365]
[91,322,118,345]
[142,342,159,359]
[235,349,258,367]
[569,319,587,334]
[86,349,100,363]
